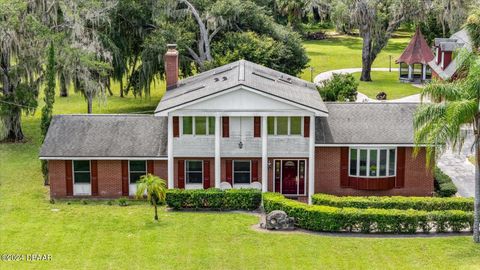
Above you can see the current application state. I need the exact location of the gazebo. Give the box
[396,28,435,82]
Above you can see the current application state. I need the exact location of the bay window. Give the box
[267,116,303,136]
[349,148,396,177]
[182,116,215,135]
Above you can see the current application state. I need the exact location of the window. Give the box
[73,160,90,183]
[129,160,146,184]
[349,148,396,177]
[186,160,203,184]
[182,117,215,135]
[233,160,251,184]
[267,117,303,135]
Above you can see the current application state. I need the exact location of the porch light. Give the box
[238,141,243,149]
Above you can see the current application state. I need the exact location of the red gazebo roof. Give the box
[396,28,435,65]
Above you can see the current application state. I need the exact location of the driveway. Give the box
[437,129,476,197]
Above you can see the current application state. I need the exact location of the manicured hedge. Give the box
[312,193,474,212]
[166,188,261,210]
[434,167,458,197]
[263,193,473,233]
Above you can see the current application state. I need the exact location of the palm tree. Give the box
[135,174,167,221]
[413,49,480,242]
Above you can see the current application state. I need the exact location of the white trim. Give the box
[308,115,315,204]
[185,160,204,186]
[315,144,420,147]
[261,116,268,192]
[155,86,328,116]
[168,114,174,189]
[214,114,221,188]
[39,157,167,160]
[232,160,252,185]
[348,147,397,178]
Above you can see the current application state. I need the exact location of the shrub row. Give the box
[166,188,261,210]
[264,193,473,233]
[434,167,458,197]
[312,193,474,212]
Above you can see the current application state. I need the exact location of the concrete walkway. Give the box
[437,129,475,197]
[314,68,424,103]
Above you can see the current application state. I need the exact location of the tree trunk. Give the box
[360,33,373,82]
[474,128,480,243]
[2,109,24,142]
[312,6,320,22]
[154,202,158,221]
[106,79,113,96]
[123,55,138,94]
[87,96,92,114]
[59,73,68,97]
[119,79,124,98]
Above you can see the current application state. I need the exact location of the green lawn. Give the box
[300,32,411,80]
[356,71,422,100]
[1,33,480,269]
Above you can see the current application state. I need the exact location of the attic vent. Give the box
[214,77,219,82]
[222,76,227,81]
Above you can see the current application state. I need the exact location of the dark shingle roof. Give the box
[316,103,418,144]
[155,60,328,114]
[39,115,167,158]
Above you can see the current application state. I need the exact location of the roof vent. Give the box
[222,76,227,81]
[214,77,219,82]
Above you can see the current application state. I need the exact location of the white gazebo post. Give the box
[308,115,315,204]
[261,116,268,193]
[408,64,413,81]
[167,114,174,189]
[422,64,427,81]
[214,114,221,188]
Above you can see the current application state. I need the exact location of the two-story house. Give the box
[40,45,433,203]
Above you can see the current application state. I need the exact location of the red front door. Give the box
[281,160,298,195]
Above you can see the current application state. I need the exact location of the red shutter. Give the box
[340,147,349,188]
[226,159,233,184]
[395,147,406,188]
[178,160,185,189]
[203,160,210,189]
[65,160,73,196]
[252,160,259,181]
[254,117,261,137]
[121,160,129,196]
[304,117,310,138]
[222,117,229,138]
[173,116,179,137]
[91,160,98,196]
[147,160,154,175]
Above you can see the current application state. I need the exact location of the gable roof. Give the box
[39,115,167,158]
[396,28,435,65]
[155,60,328,115]
[316,103,418,145]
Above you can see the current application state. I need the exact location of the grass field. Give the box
[356,71,422,100]
[1,33,480,270]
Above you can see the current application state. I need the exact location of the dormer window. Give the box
[182,116,215,135]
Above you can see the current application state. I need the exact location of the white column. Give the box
[422,64,427,81]
[167,114,174,189]
[262,116,268,192]
[308,115,315,204]
[215,114,221,188]
[408,64,413,81]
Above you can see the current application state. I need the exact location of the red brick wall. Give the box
[49,160,67,197]
[48,159,168,198]
[314,147,434,196]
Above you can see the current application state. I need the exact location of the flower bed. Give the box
[312,193,473,212]
[263,193,473,233]
[166,188,261,210]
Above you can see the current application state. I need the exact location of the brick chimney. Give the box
[165,44,179,90]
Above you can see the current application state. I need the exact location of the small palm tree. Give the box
[413,50,480,243]
[135,174,167,221]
